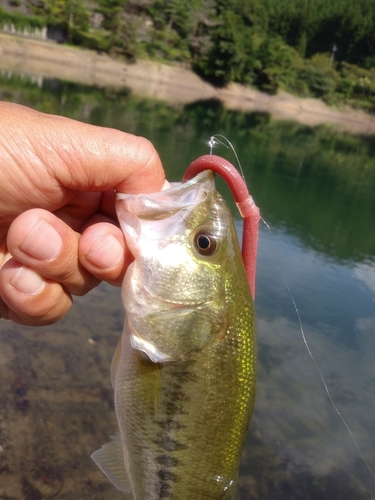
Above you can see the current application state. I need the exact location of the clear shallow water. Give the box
[0,74,375,499]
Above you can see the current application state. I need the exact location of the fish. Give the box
[91,168,257,500]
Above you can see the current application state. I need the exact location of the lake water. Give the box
[0,74,375,499]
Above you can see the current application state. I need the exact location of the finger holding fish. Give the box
[79,219,130,286]
[0,207,130,324]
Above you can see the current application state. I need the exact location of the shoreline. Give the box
[1,31,375,135]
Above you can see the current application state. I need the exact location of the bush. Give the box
[297,54,338,98]
[255,36,302,93]
[71,28,110,52]
[338,62,375,99]
[300,66,336,97]
[336,77,355,98]
[0,6,45,30]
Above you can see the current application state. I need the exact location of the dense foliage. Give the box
[3,0,375,107]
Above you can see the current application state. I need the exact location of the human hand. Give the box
[0,102,165,326]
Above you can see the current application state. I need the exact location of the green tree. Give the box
[255,36,300,93]
[298,54,338,98]
[95,0,137,58]
[194,4,256,86]
[144,0,216,61]
[28,0,90,41]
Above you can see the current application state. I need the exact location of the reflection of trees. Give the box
[238,121,375,263]
[2,73,374,263]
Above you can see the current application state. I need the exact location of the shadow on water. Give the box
[1,72,375,499]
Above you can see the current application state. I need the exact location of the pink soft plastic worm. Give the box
[183,155,260,300]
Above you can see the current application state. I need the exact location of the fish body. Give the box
[92,170,257,500]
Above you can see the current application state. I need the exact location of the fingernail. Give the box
[10,266,45,295]
[21,219,62,260]
[86,234,123,269]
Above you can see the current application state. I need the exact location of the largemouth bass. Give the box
[92,168,257,500]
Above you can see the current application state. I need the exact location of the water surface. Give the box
[0,74,375,499]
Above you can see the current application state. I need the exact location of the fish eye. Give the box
[194,230,217,256]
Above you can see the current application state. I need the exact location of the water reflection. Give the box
[248,224,375,499]
[0,73,375,499]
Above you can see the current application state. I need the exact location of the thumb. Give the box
[0,102,165,217]
[48,114,166,194]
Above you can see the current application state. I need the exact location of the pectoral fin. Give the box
[91,433,131,493]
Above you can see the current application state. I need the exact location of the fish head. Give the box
[116,170,241,363]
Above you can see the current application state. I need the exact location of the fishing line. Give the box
[261,217,375,482]
[207,135,246,181]
[205,135,375,483]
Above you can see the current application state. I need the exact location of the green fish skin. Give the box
[91,171,257,500]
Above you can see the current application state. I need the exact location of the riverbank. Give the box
[1,31,375,135]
